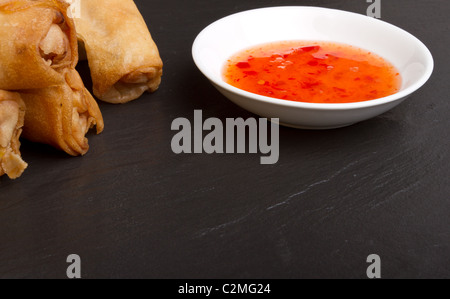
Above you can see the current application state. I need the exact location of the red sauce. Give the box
[223,41,402,104]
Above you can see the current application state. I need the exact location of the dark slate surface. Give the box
[0,0,448,279]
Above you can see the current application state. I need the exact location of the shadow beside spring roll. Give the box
[70,0,163,104]
[0,0,77,90]
[20,69,104,156]
[0,90,27,179]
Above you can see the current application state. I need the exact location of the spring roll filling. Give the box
[121,67,159,84]
[0,101,19,148]
[71,90,91,144]
[65,68,103,151]
[0,100,27,179]
[100,66,162,103]
[1,149,27,179]
[39,11,71,67]
[102,82,149,104]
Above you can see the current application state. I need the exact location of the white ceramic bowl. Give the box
[192,6,434,129]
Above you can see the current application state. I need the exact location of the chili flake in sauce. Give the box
[223,41,402,103]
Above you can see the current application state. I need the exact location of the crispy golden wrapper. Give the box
[0,90,27,179]
[70,0,163,103]
[0,0,78,90]
[20,69,104,156]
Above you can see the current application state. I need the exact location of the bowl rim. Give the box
[192,6,434,111]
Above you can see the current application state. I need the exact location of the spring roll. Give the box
[0,90,27,179]
[0,0,78,90]
[20,69,104,156]
[69,0,163,103]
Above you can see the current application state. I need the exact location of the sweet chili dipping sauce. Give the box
[223,41,402,103]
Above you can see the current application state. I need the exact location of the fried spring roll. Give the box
[0,90,27,179]
[20,69,104,156]
[70,0,163,103]
[0,0,77,90]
